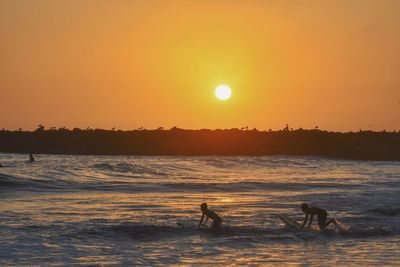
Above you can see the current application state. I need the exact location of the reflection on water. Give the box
[0,154,400,265]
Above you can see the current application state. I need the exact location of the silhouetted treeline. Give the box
[0,128,399,161]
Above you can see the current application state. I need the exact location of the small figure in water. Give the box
[301,203,337,230]
[29,153,35,162]
[198,203,223,231]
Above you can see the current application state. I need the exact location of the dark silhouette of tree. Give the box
[36,125,45,132]
[283,124,290,131]
[0,127,399,161]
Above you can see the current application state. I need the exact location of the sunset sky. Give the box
[1,0,399,131]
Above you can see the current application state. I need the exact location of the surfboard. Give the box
[279,214,302,229]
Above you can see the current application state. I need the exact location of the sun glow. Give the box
[215,85,232,100]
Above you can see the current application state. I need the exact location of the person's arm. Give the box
[301,214,309,229]
[198,213,205,228]
[308,214,314,227]
[204,216,209,225]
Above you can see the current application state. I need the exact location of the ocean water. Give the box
[0,154,399,266]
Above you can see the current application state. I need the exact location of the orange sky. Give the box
[1,0,399,131]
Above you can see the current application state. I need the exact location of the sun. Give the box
[215,85,232,100]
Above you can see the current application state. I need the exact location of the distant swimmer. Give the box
[29,153,35,162]
[198,203,223,231]
[300,203,337,230]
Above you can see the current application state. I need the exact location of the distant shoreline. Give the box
[1,128,399,161]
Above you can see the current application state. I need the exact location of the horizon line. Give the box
[1,126,399,134]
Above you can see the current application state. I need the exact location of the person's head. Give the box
[301,203,309,212]
[200,203,208,212]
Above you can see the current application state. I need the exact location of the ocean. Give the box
[0,154,399,266]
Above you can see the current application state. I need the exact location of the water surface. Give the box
[0,154,399,266]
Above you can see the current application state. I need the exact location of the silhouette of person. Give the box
[198,203,223,230]
[300,203,337,229]
[29,153,35,162]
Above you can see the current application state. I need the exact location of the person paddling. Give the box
[300,203,338,230]
[198,203,223,231]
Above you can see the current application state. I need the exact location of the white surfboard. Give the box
[279,214,302,230]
